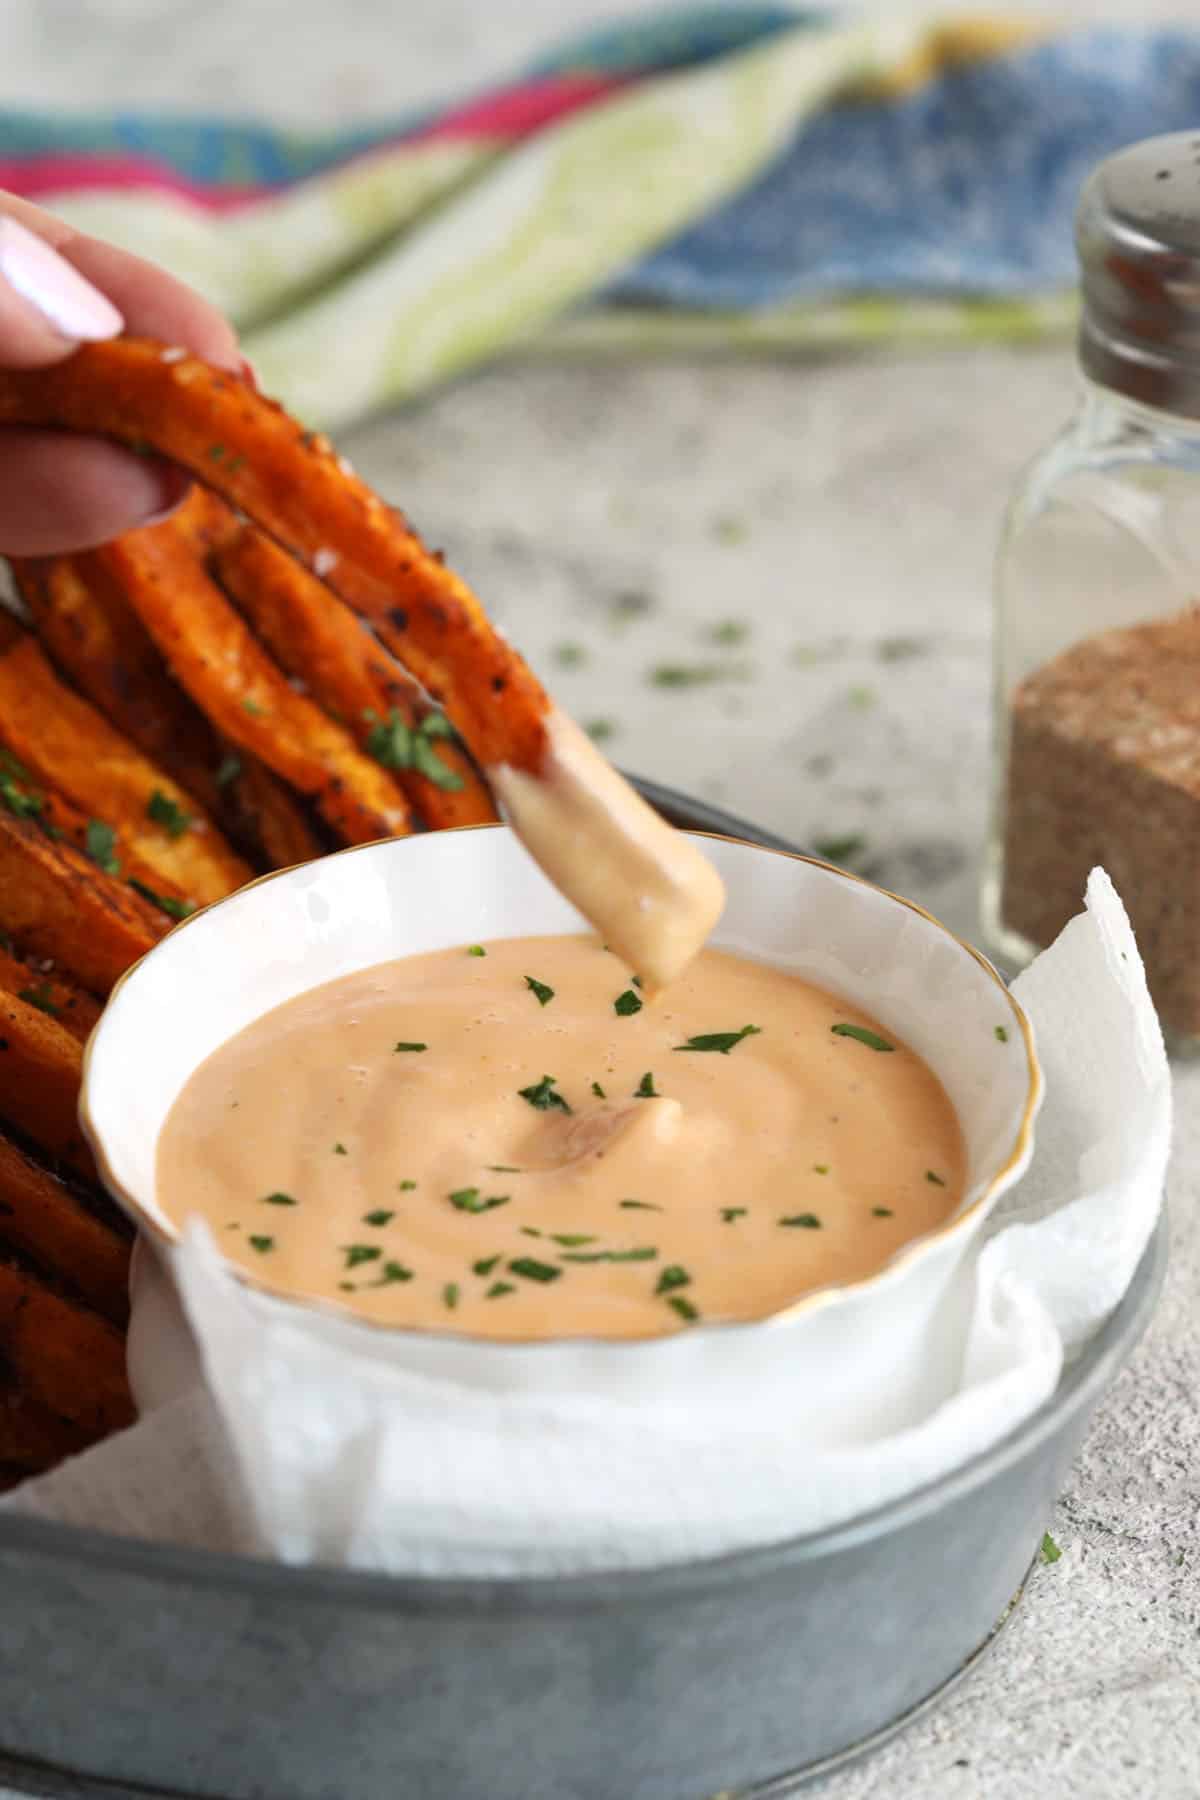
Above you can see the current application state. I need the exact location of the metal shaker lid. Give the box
[1077,131,1200,416]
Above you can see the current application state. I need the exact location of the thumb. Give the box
[0,214,123,366]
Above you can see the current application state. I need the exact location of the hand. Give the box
[0,192,241,556]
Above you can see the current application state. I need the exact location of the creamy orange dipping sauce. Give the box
[157,936,965,1340]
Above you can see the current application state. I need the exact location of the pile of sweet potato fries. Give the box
[0,338,565,1488]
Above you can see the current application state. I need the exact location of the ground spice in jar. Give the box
[1001,605,1200,1040]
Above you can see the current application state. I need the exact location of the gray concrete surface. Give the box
[1,2,1195,1796]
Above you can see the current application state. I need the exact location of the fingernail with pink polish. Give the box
[0,217,124,342]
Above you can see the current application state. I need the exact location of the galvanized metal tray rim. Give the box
[0,777,1169,1615]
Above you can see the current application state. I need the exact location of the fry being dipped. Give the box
[0,339,724,987]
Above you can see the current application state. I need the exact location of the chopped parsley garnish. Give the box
[620,1199,661,1211]
[241,698,266,717]
[363,1210,394,1227]
[0,768,43,819]
[673,1025,761,1055]
[520,1227,543,1238]
[1040,1532,1062,1565]
[560,1247,656,1263]
[831,1023,894,1053]
[467,945,487,957]
[399,1179,417,1191]
[473,1255,502,1276]
[215,753,242,789]
[524,976,555,1007]
[17,983,58,1017]
[709,618,750,646]
[450,1188,510,1214]
[333,1142,348,1156]
[443,1283,460,1310]
[635,1071,659,1098]
[649,662,745,688]
[585,719,616,743]
[364,709,465,793]
[128,880,196,920]
[655,1265,690,1295]
[553,642,588,668]
[394,1041,427,1053]
[614,988,642,1017]
[341,1244,382,1269]
[720,1207,747,1222]
[813,1164,830,1175]
[261,1192,297,1207]
[248,1235,274,1253]
[146,789,192,837]
[925,1170,946,1187]
[779,1213,822,1229]
[591,1081,607,1099]
[813,833,866,865]
[549,1233,595,1247]
[995,1025,1009,1043]
[84,819,120,875]
[367,1261,413,1287]
[667,1295,699,1322]
[518,1074,571,1114]
[872,1207,894,1218]
[509,1257,561,1284]
[486,1165,521,1174]
[485,1282,515,1300]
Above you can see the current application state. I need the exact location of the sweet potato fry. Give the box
[13,551,226,812]
[0,339,550,773]
[14,553,323,873]
[0,805,167,997]
[0,1132,129,1324]
[217,749,326,869]
[0,624,252,906]
[0,1258,134,1438]
[0,943,101,1043]
[95,500,416,845]
[0,989,92,1179]
[213,524,498,830]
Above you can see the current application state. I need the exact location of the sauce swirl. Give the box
[157,935,965,1339]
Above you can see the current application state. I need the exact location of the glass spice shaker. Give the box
[983,129,1200,1050]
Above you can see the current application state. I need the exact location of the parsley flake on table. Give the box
[1040,1532,1062,1565]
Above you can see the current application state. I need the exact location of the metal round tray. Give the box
[0,781,1168,1800]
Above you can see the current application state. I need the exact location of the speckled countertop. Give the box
[0,2,1196,1797]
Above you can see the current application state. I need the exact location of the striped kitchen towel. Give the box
[4,8,1200,428]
